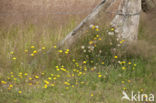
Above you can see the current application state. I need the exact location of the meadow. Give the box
[0,0,155,103]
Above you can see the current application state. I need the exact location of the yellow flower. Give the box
[114,56,118,59]
[51,74,54,76]
[14,78,17,81]
[140,89,144,92]
[65,87,69,90]
[57,75,60,78]
[91,93,94,97]
[99,38,102,41]
[111,28,114,31]
[96,35,99,38]
[29,83,32,85]
[35,75,39,79]
[122,67,126,70]
[44,84,48,88]
[65,51,69,54]
[58,50,63,53]
[98,75,102,78]
[24,49,28,53]
[30,53,34,56]
[48,77,52,80]
[1,81,7,84]
[128,62,132,65]
[122,61,126,64]
[91,25,95,29]
[33,50,37,54]
[96,28,99,31]
[83,61,87,64]
[53,45,57,48]
[134,64,137,66]
[10,51,14,54]
[24,73,28,76]
[42,47,46,50]
[72,59,76,62]
[128,80,131,83]
[12,57,16,60]
[123,88,127,90]
[72,85,74,88]
[18,91,22,94]
[9,84,13,88]
[101,62,104,64]
[44,80,49,85]
[121,81,125,84]
[29,77,32,80]
[89,41,93,45]
[51,84,55,87]
[41,73,45,75]
[53,77,57,80]
[31,46,35,49]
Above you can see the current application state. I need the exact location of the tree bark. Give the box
[49,0,153,51]
[111,0,142,41]
[57,0,121,48]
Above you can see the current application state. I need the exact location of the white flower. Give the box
[83,50,86,53]
[117,44,121,47]
[99,50,102,53]
[81,46,85,49]
[95,26,99,29]
[108,32,114,36]
[89,24,94,28]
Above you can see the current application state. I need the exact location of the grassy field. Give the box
[0,1,156,103]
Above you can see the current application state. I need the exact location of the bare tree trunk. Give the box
[111,0,142,41]
[49,0,153,51]
[57,0,120,48]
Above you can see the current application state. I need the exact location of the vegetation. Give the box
[0,0,155,103]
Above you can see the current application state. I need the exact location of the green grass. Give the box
[0,23,155,103]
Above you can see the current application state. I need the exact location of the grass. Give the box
[0,1,156,103]
[0,23,155,103]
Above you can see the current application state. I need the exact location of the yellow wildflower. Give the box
[33,50,37,54]
[48,77,52,80]
[58,50,63,53]
[96,28,99,31]
[35,75,39,79]
[31,46,35,49]
[9,84,13,88]
[122,67,126,70]
[30,53,34,56]
[128,62,132,65]
[44,84,48,88]
[91,93,94,97]
[10,51,14,54]
[24,49,28,53]
[51,84,55,87]
[12,57,16,60]
[1,81,7,84]
[114,56,118,59]
[18,91,22,94]
[101,62,104,64]
[83,61,87,64]
[42,47,46,50]
[24,73,28,76]
[98,74,102,78]
[53,45,57,48]
[89,41,93,45]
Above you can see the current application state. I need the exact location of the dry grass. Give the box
[0,0,101,26]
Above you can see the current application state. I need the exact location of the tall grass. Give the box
[0,1,155,103]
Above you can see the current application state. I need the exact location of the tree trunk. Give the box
[57,0,121,48]
[49,0,153,51]
[111,0,142,41]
